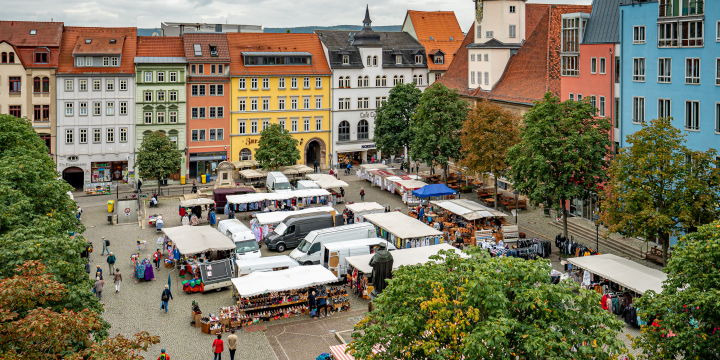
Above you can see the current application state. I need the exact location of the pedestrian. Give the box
[340,187,345,200]
[192,180,198,194]
[157,349,170,360]
[314,160,319,173]
[95,265,103,280]
[160,284,173,313]
[107,252,116,275]
[212,333,224,360]
[400,162,404,171]
[227,329,238,360]
[137,179,142,193]
[317,294,328,317]
[113,268,122,293]
[153,249,162,270]
[382,158,386,165]
[309,291,318,318]
[359,188,365,201]
[94,276,104,300]
[101,236,110,255]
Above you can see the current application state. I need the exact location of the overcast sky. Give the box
[3,0,592,31]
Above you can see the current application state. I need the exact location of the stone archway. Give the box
[303,137,326,168]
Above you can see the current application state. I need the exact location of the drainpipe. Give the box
[619,10,624,148]
[609,47,614,150]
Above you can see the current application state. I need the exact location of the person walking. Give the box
[157,349,170,360]
[153,249,162,270]
[95,265,103,280]
[359,188,365,201]
[113,269,122,293]
[212,333,224,360]
[192,180,198,194]
[101,237,110,255]
[160,284,173,313]
[94,276,104,301]
[107,252,116,274]
[317,294,328,318]
[309,291,317,318]
[227,329,237,360]
[314,160,319,173]
[340,187,345,201]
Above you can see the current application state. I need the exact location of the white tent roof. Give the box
[345,244,466,273]
[314,179,349,189]
[359,164,389,170]
[231,265,338,297]
[363,212,442,239]
[305,174,337,181]
[430,199,507,220]
[290,164,314,173]
[163,225,236,255]
[567,254,667,294]
[345,202,385,213]
[232,160,259,169]
[394,179,427,190]
[226,189,330,204]
[180,198,216,207]
[238,169,265,179]
[254,206,336,225]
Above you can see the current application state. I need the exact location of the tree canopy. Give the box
[373,82,422,164]
[459,100,520,209]
[255,123,300,170]
[136,131,182,194]
[507,93,613,237]
[631,221,720,359]
[349,248,628,359]
[600,118,720,264]
[411,83,467,180]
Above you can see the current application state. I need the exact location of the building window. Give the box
[251,120,258,134]
[93,80,101,91]
[120,101,127,115]
[486,31,494,38]
[291,98,297,110]
[316,97,322,109]
[80,80,87,91]
[562,56,579,76]
[65,102,73,116]
[484,72,489,85]
[373,56,378,66]
[658,98,671,119]
[278,78,285,89]
[338,121,350,141]
[80,129,87,144]
[477,25,481,38]
[93,102,101,116]
[633,26,646,44]
[291,118,298,132]
[633,58,646,82]
[509,25,517,38]
[262,78,269,89]
[716,103,720,133]
[211,65,216,74]
[686,58,700,84]
[509,5,516,13]
[471,54,475,61]
[577,94,583,101]
[395,55,402,64]
[198,107,206,119]
[591,58,597,74]
[80,102,87,116]
[198,129,206,141]
[157,112,165,123]
[251,78,258,90]
[415,55,423,64]
[239,148,252,160]
[680,20,704,47]
[590,96,597,112]
[103,57,109,66]
[291,77,298,89]
[484,54,489,61]
[263,98,269,111]
[145,112,152,124]
[106,79,114,91]
[315,77,322,88]
[145,72,152,82]
[278,98,285,110]
[303,118,310,132]
[32,106,40,120]
[217,84,224,96]
[599,96,606,117]
[170,72,177,82]
[120,128,127,142]
[42,105,49,120]
[106,102,114,115]
[358,120,369,140]
[569,93,575,101]
[239,99,246,111]
[471,71,475,84]
[366,56,372,67]
[338,98,347,110]
[685,101,700,130]
[199,85,206,96]
[658,58,672,83]
[315,117,322,131]
[342,55,349,65]
[434,55,444,64]
[393,75,398,86]
[191,130,199,142]
[34,51,48,63]
[157,72,164,82]
[262,119,269,131]
[145,91,153,102]
[65,129,73,144]
[191,64,196,74]
[238,120,247,134]
[278,118,286,129]
[658,22,678,47]
[169,111,177,123]
[632,97,645,124]
[169,91,177,101]
[64,79,73,91]
[239,78,246,90]
[363,76,369,87]
[209,85,216,96]
[76,57,84,66]
[599,57,606,74]
[106,128,114,143]
[357,76,363,87]
[345,77,351,88]
[93,128,101,143]
[9,77,21,93]
[120,79,128,90]
[198,64,204,74]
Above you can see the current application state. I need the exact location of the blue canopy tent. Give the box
[412,184,457,199]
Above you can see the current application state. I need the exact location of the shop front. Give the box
[336,144,379,167]
[189,152,228,182]
[58,155,132,192]
[91,161,129,183]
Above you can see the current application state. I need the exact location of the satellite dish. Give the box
[152,32,159,37]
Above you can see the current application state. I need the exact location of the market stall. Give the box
[250,206,336,242]
[238,169,265,186]
[392,179,427,205]
[358,164,388,178]
[421,199,510,247]
[226,189,331,212]
[180,198,216,207]
[362,212,443,249]
[413,184,457,200]
[344,202,385,223]
[305,174,348,203]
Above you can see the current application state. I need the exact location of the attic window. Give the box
[30,30,37,35]
[193,44,202,56]
[449,36,454,41]
[109,39,116,44]
[429,36,433,40]
[85,39,92,44]
[395,55,402,64]
[209,44,218,57]
[342,55,349,65]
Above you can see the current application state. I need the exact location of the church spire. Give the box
[363,4,372,28]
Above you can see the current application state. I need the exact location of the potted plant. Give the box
[461,185,473,193]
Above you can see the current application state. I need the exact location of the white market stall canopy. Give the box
[359,164,389,170]
[345,202,385,213]
[567,254,667,294]
[254,206,336,225]
[394,179,427,190]
[345,244,467,274]
[430,199,507,220]
[180,198,216,207]
[226,189,330,204]
[231,265,338,297]
[290,164,314,173]
[305,174,337,181]
[315,179,349,189]
[232,160,259,169]
[363,212,442,239]
[239,169,265,179]
[163,225,236,255]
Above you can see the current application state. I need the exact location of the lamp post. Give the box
[593,213,600,251]
[513,190,519,224]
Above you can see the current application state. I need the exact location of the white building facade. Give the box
[317,7,428,166]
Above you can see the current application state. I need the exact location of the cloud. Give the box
[0,0,592,29]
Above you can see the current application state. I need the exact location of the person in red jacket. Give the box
[212,334,224,360]
[153,250,162,270]
[157,349,169,360]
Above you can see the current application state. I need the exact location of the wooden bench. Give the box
[645,247,669,264]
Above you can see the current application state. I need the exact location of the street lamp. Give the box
[513,190,519,224]
[593,213,600,251]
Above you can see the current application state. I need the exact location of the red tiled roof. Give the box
[434,23,474,96]
[406,10,464,72]
[57,27,137,75]
[227,33,331,76]
[0,21,63,47]
[136,36,185,57]
[0,40,27,68]
[525,4,550,36]
[187,76,229,82]
[73,36,125,55]
[183,33,230,62]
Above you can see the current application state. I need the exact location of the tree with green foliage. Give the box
[630,221,720,359]
[506,93,613,237]
[459,100,520,209]
[0,260,159,359]
[349,248,628,359]
[373,82,421,165]
[411,83,467,181]
[136,131,182,195]
[255,123,300,170]
[600,118,720,265]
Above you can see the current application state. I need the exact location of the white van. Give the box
[217,219,261,260]
[266,172,291,193]
[289,222,375,265]
[295,180,320,190]
[234,255,299,277]
[322,238,397,280]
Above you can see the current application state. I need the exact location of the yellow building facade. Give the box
[228,33,333,168]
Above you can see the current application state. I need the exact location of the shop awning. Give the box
[232,160,258,169]
[412,184,457,198]
[238,169,265,179]
[231,265,338,298]
[254,206,336,225]
[345,244,466,274]
[226,189,330,204]
[345,202,385,213]
[567,254,667,294]
[180,198,216,207]
[430,199,506,220]
[363,212,442,239]
[163,225,236,255]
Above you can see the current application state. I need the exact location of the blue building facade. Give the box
[619,0,719,154]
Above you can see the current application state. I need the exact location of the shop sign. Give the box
[58,163,88,168]
[360,111,376,119]
[245,138,259,146]
[361,144,376,149]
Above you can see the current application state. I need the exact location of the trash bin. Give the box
[107,200,114,213]
[201,174,206,184]
[181,176,186,185]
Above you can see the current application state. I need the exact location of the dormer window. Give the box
[449,37,454,41]
[415,55,423,64]
[193,44,202,56]
[109,39,116,44]
[342,55,349,65]
[395,55,402,64]
[209,44,218,57]
[30,30,37,35]
[34,50,48,63]
[85,39,92,44]
[429,36,433,40]
[76,57,85,66]
[434,55,444,64]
